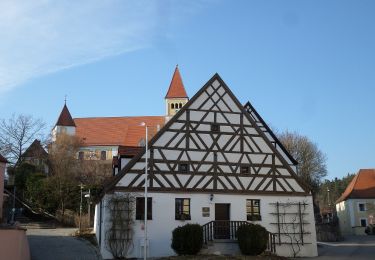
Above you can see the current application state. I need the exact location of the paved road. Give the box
[27,228,101,260]
[305,235,375,260]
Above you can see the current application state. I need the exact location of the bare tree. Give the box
[48,133,82,216]
[0,114,46,165]
[278,131,327,193]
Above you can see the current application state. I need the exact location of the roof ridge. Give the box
[73,115,164,120]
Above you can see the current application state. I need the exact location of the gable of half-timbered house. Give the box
[106,74,309,195]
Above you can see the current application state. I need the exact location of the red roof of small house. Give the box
[74,116,165,147]
[56,104,76,127]
[0,154,8,163]
[336,169,375,203]
[165,66,188,98]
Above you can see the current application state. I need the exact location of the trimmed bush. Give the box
[171,223,203,255]
[237,223,268,255]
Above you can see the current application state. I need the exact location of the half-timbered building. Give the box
[94,74,318,258]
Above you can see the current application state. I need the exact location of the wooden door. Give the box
[214,203,230,239]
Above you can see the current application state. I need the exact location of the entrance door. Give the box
[214,203,230,239]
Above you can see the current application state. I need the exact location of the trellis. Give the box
[269,201,311,257]
[106,193,135,259]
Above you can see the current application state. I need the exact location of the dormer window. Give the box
[179,163,189,173]
[211,123,220,132]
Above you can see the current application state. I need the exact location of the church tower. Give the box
[52,103,76,141]
[165,66,189,117]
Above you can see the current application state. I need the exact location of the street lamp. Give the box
[140,122,148,260]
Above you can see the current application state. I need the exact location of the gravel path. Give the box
[27,228,101,260]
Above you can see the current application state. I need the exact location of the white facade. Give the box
[95,192,317,259]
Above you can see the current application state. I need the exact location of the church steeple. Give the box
[56,104,76,127]
[52,102,76,141]
[165,65,189,117]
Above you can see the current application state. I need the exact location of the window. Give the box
[175,198,191,220]
[171,103,175,109]
[360,218,367,227]
[240,165,250,174]
[78,151,84,160]
[179,163,189,173]
[211,123,220,132]
[100,151,106,160]
[246,199,261,221]
[359,203,366,212]
[179,103,182,108]
[136,197,152,220]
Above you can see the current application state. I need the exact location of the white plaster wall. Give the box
[98,192,317,259]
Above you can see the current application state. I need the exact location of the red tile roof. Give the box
[74,116,165,147]
[0,154,8,163]
[336,169,375,203]
[56,104,76,127]
[165,66,188,98]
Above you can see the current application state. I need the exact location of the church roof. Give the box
[336,169,375,203]
[0,154,8,163]
[74,116,165,147]
[56,104,76,127]
[21,139,48,158]
[165,66,188,98]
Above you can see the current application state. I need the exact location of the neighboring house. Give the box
[336,169,375,235]
[0,154,8,221]
[19,139,48,174]
[52,66,187,177]
[94,74,318,258]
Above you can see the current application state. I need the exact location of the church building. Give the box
[53,66,188,176]
[93,72,318,258]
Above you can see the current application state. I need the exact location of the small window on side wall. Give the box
[211,123,220,132]
[78,151,84,160]
[100,151,106,160]
[246,199,261,221]
[175,198,191,220]
[359,203,366,212]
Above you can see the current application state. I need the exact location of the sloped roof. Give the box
[21,139,48,158]
[74,116,165,147]
[336,169,375,203]
[0,154,8,163]
[103,73,310,195]
[56,104,76,127]
[165,66,188,98]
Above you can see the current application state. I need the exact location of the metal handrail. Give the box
[202,220,276,253]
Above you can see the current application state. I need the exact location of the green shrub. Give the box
[171,223,203,255]
[237,223,268,255]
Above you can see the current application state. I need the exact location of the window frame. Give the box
[135,197,152,220]
[100,151,106,160]
[240,165,250,174]
[78,151,84,160]
[175,198,191,220]
[246,199,261,221]
[360,218,367,227]
[358,203,366,212]
[211,123,220,133]
[179,163,189,173]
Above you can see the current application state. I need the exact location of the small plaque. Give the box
[202,207,210,217]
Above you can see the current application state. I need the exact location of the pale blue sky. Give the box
[1,0,374,179]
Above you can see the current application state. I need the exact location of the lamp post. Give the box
[140,123,148,260]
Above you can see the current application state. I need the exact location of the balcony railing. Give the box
[202,220,276,253]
